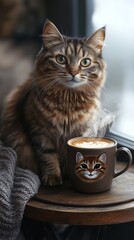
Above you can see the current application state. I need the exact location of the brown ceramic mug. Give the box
[67,137,132,193]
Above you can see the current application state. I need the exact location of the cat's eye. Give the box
[94,163,101,170]
[81,163,87,169]
[56,55,67,65]
[80,58,91,67]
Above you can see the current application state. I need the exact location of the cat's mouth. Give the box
[83,172,98,179]
[89,173,96,177]
[62,77,87,88]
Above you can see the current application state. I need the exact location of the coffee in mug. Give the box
[67,137,132,193]
[71,137,114,148]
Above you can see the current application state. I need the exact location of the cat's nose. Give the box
[69,67,78,77]
[71,72,77,77]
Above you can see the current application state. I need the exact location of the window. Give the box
[86,0,134,148]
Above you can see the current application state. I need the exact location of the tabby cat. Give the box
[75,152,106,182]
[1,20,106,186]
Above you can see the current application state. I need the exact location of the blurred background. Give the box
[0,0,134,144]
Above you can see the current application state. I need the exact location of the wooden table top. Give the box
[25,164,134,226]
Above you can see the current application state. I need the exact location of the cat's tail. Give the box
[0,79,39,174]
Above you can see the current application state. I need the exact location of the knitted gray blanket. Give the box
[0,141,40,240]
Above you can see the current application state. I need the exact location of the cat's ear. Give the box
[98,153,106,163]
[76,152,83,162]
[86,26,106,55]
[42,20,63,47]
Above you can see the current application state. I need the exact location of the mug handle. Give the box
[114,147,132,178]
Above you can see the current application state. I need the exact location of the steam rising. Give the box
[84,108,116,138]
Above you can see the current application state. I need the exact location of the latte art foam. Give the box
[71,138,115,149]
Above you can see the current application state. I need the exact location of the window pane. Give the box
[86,0,134,141]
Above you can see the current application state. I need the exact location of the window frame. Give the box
[107,131,134,152]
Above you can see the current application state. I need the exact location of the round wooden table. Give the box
[25,198,134,226]
[24,167,134,239]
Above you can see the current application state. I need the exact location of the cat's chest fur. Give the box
[27,90,99,138]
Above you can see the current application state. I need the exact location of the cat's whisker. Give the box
[20,81,41,99]
[20,74,51,99]
[87,81,99,94]
[37,78,59,101]
[21,75,55,100]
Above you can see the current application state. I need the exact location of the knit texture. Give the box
[0,141,40,240]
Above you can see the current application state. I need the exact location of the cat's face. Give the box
[36,20,106,91]
[75,152,106,182]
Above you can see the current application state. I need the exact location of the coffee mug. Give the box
[67,137,132,193]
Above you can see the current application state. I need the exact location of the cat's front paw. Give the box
[42,174,62,186]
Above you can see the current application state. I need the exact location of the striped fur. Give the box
[1,20,106,186]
